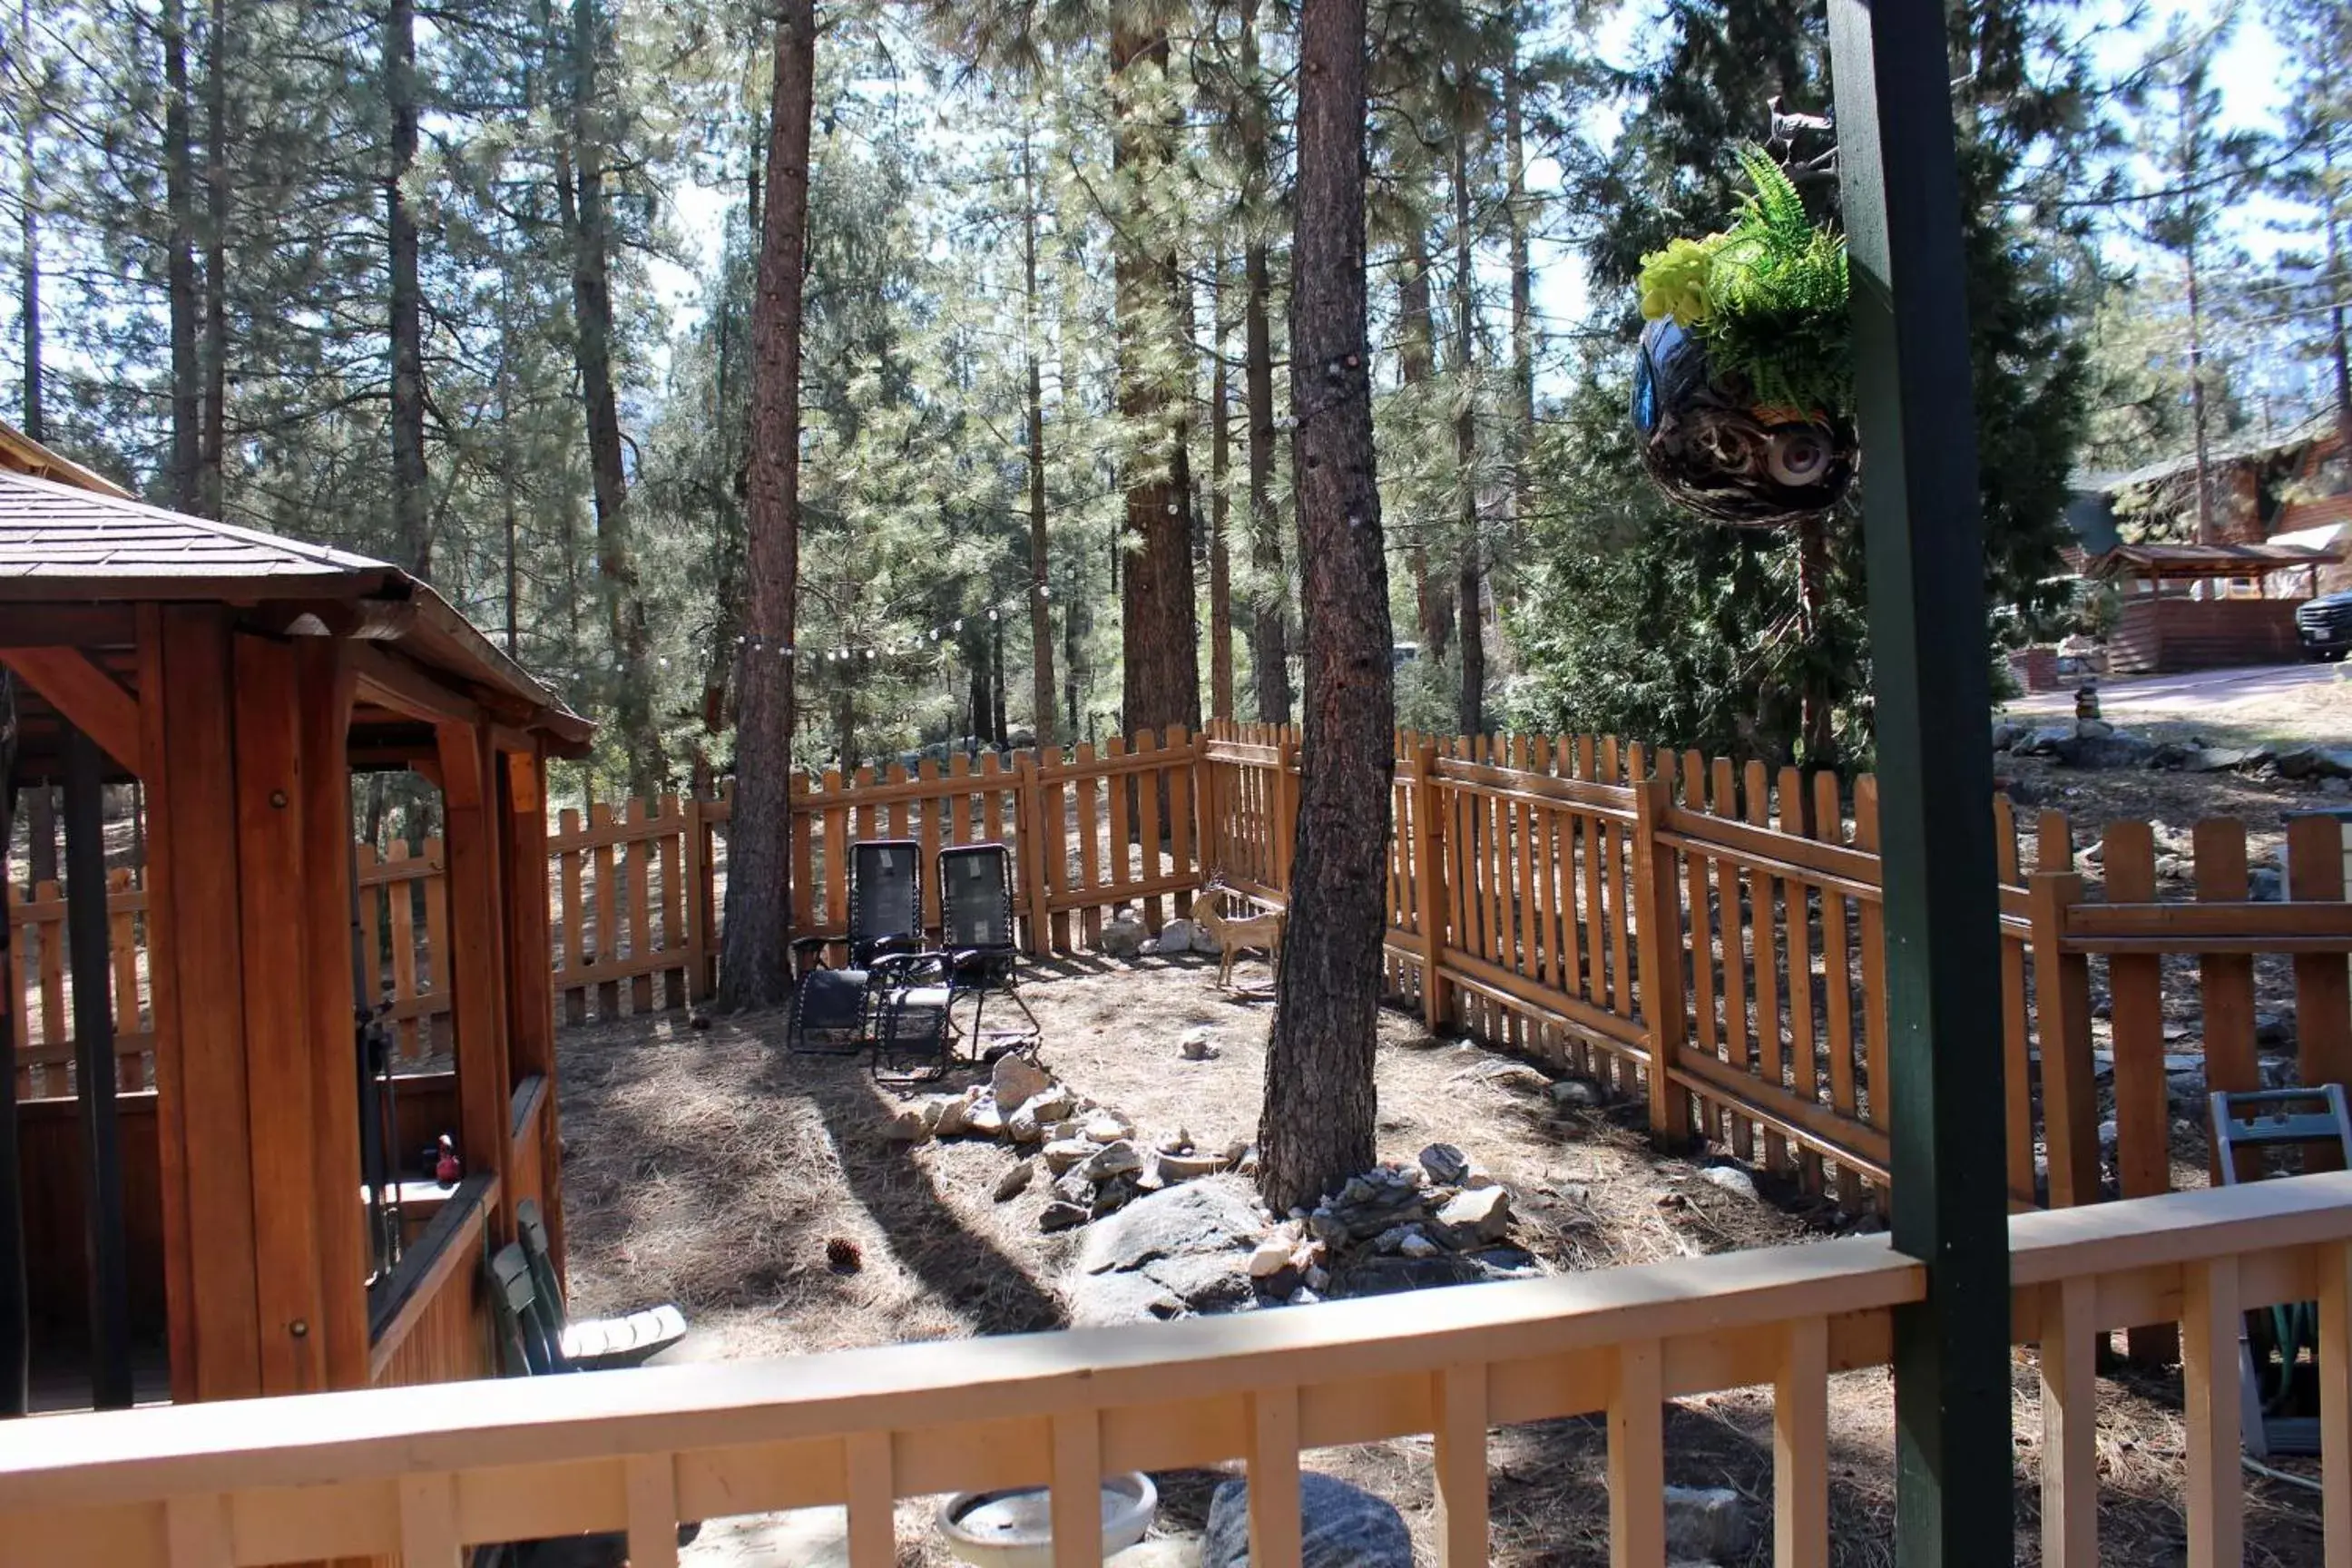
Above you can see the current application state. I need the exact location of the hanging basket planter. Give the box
[1628,147,1857,529]
[1632,318,1857,527]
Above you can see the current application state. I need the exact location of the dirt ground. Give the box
[554,954,2330,1567]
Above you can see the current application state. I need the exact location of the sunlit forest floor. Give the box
[551,956,2328,1566]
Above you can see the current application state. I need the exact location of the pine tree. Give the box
[2119,7,2270,543]
[1259,0,1392,1213]
[719,0,816,1011]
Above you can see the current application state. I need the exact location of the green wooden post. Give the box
[1828,2,2014,1562]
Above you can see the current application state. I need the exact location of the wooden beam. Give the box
[295,640,368,1392]
[0,648,142,775]
[229,635,327,1396]
[0,604,138,649]
[144,605,263,1402]
[436,721,512,1238]
[350,643,479,729]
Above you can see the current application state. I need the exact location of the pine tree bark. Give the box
[199,0,227,521]
[1110,21,1200,740]
[717,0,813,1012]
[1022,135,1057,752]
[162,0,201,516]
[1504,58,1535,561]
[1450,132,1485,736]
[1240,0,1291,726]
[1397,224,1451,662]
[1258,0,1390,1214]
[15,0,36,447]
[564,0,663,797]
[1209,272,1235,720]
[386,0,428,574]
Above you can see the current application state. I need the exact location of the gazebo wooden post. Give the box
[229,632,331,1396]
[500,744,561,1274]
[0,685,23,1419]
[436,720,513,1237]
[295,640,367,1391]
[141,604,261,1404]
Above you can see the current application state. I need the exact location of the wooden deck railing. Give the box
[15,721,2352,1229]
[2,1171,2347,1567]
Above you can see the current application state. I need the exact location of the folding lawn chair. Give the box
[516,1198,686,1371]
[936,842,1040,1060]
[786,838,928,1055]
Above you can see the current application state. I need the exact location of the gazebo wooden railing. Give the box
[0,1171,2345,1568]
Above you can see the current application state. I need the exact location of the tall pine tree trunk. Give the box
[1259,0,1390,1214]
[199,0,227,521]
[1022,134,1057,752]
[2327,142,2351,463]
[386,0,428,574]
[1240,0,1290,725]
[566,0,663,796]
[1398,224,1451,662]
[1209,267,1235,720]
[718,0,813,1012]
[1110,22,1200,740]
[1450,132,1485,736]
[17,15,54,895]
[1504,58,1534,564]
[162,0,201,516]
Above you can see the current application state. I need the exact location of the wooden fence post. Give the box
[682,795,709,1003]
[1018,754,1053,958]
[1632,769,1690,1147]
[2029,868,2098,1209]
[1410,740,1449,1032]
[1271,730,1298,897]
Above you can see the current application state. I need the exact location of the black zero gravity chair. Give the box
[936,842,1041,1061]
[786,838,928,1056]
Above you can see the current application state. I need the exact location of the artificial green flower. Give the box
[1635,235,1720,327]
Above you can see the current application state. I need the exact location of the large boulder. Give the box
[2050,731,2156,770]
[1068,1178,1266,1325]
[1202,1474,1412,1568]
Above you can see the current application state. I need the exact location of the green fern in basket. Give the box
[1635,146,1851,416]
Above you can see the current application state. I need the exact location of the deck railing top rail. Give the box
[5,1171,2350,1568]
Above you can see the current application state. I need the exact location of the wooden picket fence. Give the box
[14,719,2352,1225]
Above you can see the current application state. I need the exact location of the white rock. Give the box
[1101,916,1148,959]
[965,1098,1005,1138]
[1193,926,1225,956]
[1083,1110,1134,1143]
[1436,1185,1512,1241]
[1699,1165,1759,1201]
[929,1093,973,1137]
[1044,1139,1102,1176]
[884,1104,936,1143]
[1398,1232,1440,1259]
[1248,1237,1295,1278]
[992,1052,1054,1111]
[1079,1140,1144,1182]
[1180,1026,1219,1061]
[1006,1102,1044,1144]
[1157,918,1200,953]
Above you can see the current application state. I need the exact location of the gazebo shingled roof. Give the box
[0,467,590,780]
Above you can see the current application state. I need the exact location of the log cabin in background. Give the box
[0,416,591,1414]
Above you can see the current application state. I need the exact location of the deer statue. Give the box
[1190,879,1285,991]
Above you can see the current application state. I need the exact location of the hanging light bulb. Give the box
[954,618,965,632]
[987,608,998,622]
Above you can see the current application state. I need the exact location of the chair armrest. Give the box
[868,951,948,985]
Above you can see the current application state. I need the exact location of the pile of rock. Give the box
[1244,1143,1535,1300]
[880,1051,1247,1233]
[1995,720,2352,790]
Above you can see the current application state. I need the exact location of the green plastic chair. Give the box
[515,1199,686,1371]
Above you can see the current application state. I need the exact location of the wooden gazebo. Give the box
[0,421,591,1414]
[2089,539,2346,672]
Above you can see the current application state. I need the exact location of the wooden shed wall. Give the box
[2110,595,2309,673]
